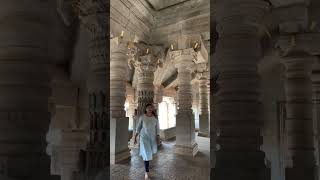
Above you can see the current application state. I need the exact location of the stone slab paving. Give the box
[111,136,210,180]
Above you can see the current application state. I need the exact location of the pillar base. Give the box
[198,132,209,137]
[285,167,318,180]
[174,143,198,156]
[110,148,131,164]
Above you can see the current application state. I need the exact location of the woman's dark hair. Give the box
[144,103,157,117]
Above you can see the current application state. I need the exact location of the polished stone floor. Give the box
[110,135,210,180]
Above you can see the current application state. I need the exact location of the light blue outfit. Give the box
[136,114,160,161]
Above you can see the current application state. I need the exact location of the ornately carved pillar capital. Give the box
[72,0,107,74]
[169,48,197,72]
[73,0,107,33]
[128,44,164,73]
[135,55,159,73]
[110,37,129,54]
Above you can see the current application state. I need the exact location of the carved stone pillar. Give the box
[213,0,270,179]
[282,55,316,179]
[196,64,210,137]
[274,1,320,178]
[191,81,200,131]
[136,58,156,116]
[0,1,54,179]
[198,78,209,137]
[127,45,162,149]
[154,85,164,115]
[56,0,108,178]
[46,67,87,180]
[169,38,199,156]
[110,37,130,164]
[128,45,163,116]
[312,64,320,176]
[277,33,320,179]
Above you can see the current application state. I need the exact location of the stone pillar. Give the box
[169,39,199,156]
[46,67,87,180]
[281,55,316,180]
[127,45,162,148]
[136,57,156,116]
[312,65,320,177]
[191,81,200,131]
[154,85,163,116]
[198,78,209,137]
[274,1,320,179]
[56,0,109,178]
[110,37,130,164]
[276,32,320,179]
[213,0,270,179]
[276,14,320,180]
[128,45,163,116]
[0,1,54,179]
[196,63,210,137]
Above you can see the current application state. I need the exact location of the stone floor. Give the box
[110,135,210,180]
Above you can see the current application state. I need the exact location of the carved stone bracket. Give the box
[128,43,164,72]
[169,48,197,73]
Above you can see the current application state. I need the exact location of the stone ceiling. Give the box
[146,0,190,11]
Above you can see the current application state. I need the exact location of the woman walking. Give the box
[134,103,160,179]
